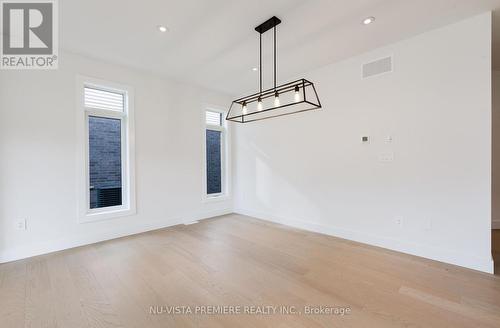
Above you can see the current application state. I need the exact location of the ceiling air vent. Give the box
[362,56,392,79]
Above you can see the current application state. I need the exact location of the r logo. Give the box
[2,2,53,55]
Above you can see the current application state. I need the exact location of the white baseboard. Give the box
[493,219,500,230]
[0,209,232,264]
[234,208,494,274]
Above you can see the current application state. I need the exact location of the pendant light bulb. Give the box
[294,85,301,102]
[257,96,263,111]
[274,91,280,107]
[242,102,247,115]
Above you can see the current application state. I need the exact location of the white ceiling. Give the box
[61,0,500,96]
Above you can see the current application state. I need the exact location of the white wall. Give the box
[233,13,493,273]
[0,52,232,262]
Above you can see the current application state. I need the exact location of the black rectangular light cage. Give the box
[226,78,321,123]
[227,16,322,123]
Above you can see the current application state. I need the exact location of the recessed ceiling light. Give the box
[252,67,258,72]
[362,16,375,25]
[158,25,168,32]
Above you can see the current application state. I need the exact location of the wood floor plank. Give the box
[25,257,59,328]
[0,260,27,328]
[64,247,124,328]
[45,252,88,328]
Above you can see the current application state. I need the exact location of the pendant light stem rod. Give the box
[259,33,262,94]
[274,26,277,90]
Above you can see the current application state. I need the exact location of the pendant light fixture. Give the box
[226,16,321,123]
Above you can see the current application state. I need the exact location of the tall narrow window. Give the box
[205,110,226,196]
[78,77,135,222]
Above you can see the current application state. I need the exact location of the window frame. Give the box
[202,106,230,202]
[76,76,136,223]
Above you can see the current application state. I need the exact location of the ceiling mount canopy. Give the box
[227,16,321,123]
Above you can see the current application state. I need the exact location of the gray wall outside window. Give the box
[206,129,222,194]
[89,116,122,208]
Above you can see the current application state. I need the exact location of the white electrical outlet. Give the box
[379,152,394,162]
[15,218,27,230]
[394,217,403,227]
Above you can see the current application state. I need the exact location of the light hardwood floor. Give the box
[1,214,500,328]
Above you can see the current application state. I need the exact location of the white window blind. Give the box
[84,87,124,112]
[206,111,222,126]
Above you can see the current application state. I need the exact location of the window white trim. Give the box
[76,76,136,223]
[202,105,231,203]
